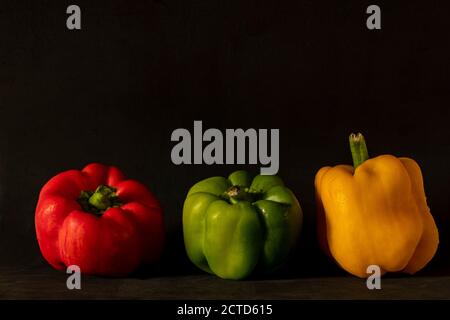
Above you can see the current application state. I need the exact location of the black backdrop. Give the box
[1,0,449,278]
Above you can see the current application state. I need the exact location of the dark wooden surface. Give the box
[1,264,450,300]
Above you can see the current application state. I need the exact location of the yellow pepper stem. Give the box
[349,133,369,169]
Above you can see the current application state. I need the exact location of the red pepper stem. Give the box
[78,185,122,215]
[349,133,369,169]
[88,185,117,210]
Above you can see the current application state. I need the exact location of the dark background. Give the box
[1,0,450,298]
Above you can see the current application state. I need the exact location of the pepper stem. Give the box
[88,185,116,210]
[78,185,122,215]
[349,133,369,169]
[224,186,252,204]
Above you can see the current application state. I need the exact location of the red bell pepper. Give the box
[35,163,164,276]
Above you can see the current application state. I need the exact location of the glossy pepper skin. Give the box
[35,163,164,276]
[183,170,302,280]
[315,134,439,278]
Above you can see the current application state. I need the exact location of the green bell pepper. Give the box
[183,170,303,280]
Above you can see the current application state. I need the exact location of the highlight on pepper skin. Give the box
[315,133,439,278]
[35,163,165,277]
[183,170,303,280]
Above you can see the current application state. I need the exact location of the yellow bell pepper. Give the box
[315,133,439,278]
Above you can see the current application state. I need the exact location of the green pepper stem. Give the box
[224,186,253,204]
[349,133,369,169]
